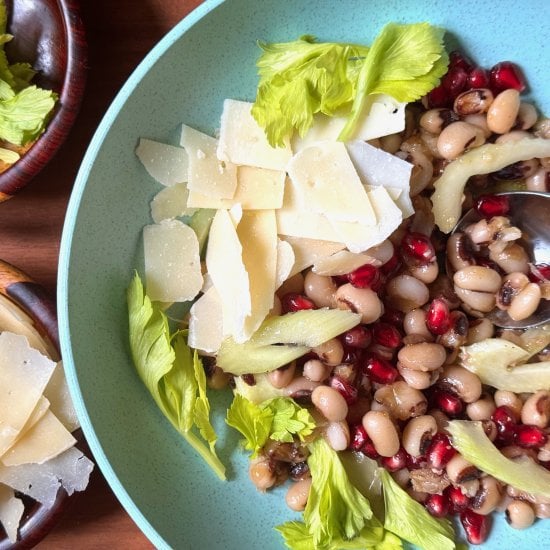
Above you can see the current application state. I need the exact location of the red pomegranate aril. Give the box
[406,453,426,470]
[433,390,464,417]
[348,264,382,290]
[362,439,380,460]
[467,67,490,89]
[343,326,372,348]
[529,263,550,283]
[380,305,405,328]
[341,347,362,366]
[442,66,468,99]
[474,194,511,218]
[489,61,526,93]
[426,83,450,108]
[401,232,436,265]
[280,293,316,313]
[426,433,457,469]
[426,298,452,335]
[446,485,471,513]
[514,424,548,449]
[449,50,473,73]
[330,376,359,405]
[372,322,402,349]
[380,250,402,276]
[362,354,399,384]
[491,405,518,445]
[460,509,490,545]
[425,493,450,518]
[381,448,410,472]
[350,424,368,451]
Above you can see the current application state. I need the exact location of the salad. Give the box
[127,21,550,549]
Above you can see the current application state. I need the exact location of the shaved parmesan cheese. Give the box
[180,124,237,199]
[0,447,94,509]
[346,140,414,218]
[313,250,380,276]
[188,287,224,353]
[1,411,76,467]
[330,186,403,253]
[275,239,295,290]
[16,397,50,443]
[135,138,188,187]
[43,362,80,433]
[0,332,56,456]
[217,99,292,171]
[206,209,251,339]
[237,210,278,340]
[292,94,406,151]
[287,141,376,225]
[0,484,23,543]
[281,236,345,278]
[151,182,197,223]
[143,219,203,302]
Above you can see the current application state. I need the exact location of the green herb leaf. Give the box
[339,23,448,141]
[304,438,373,547]
[262,397,315,443]
[127,272,226,479]
[378,468,455,550]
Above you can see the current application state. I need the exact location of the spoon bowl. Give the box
[452,191,550,329]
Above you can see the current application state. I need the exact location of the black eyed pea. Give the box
[397,362,439,390]
[385,274,430,313]
[463,113,492,138]
[521,390,550,428]
[373,381,428,420]
[453,266,502,294]
[429,408,450,434]
[436,121,486,160]
[494,390,523,418]
[445,454,480,485]
[487,88,521,134]
[454,286,496,313]
[535,502,550,519]
[471,476,503,516]
[407,261,439,284]
[508,282,542,321]
[526,166,550,193]
[496,272,530,310]
[466,318,495,344]
[362,410,400,457]
[439,365,482,404]
[446,232,476,272]
[495,129,533,144]
[397,342,447,372]
[311,385,348,422]
[268,361,296,389]
[453,88,494,116]
[285,477,312,512]
[335,283,383,324]
[302,358,331,383]
[304,270,337,309]
[466,393,496,421]
[402,415,437,457]
[515,102,539,131]
[367,239,395,264]
[419,108,459,134]
[403,308,432,339]
[249,456,277,492]
[276,272,305,297]
[325,420,350,451]
[506,499,536,530]
[311,337,344,366]
[489,243,530,274]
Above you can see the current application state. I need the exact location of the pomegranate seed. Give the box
[529,263,550,283]
[489,61,526,93]
[381,448,409,472]
[445,485,471,513]
[347,264,382,290]
[362,438,380,459]
[343,326,372,348]
[491,405,519,445]
[433,390,464,417]
[460,509,490,545]
[362,354,399,385]
[474,256,504,274]
[449,50,473,73]
[380,250,402,276]
[426,298,452,335]
[341,347,362,366]
[442,66,468,99]
[400,232,436,265]
[467,66,490,89]
[372,322,402,349]
[426,83,450,108]
[426,433,457,469]
[406,453,426,470]
[380,306,404,327]
[330,376,358,405]
[474,194,510,218]
[514,424,548,449]
[425,493,450,518]
[350,424,368,451]
[280,293,316,313]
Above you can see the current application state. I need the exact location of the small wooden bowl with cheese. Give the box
[0,259,93,549]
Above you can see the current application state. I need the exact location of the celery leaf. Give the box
[263,397,315,443]
[378,468,455,550]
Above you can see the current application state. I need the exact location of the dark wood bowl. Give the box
[0,259,79,549]
[0,0,87,202]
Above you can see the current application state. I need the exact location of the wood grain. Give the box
[0,0,203,547]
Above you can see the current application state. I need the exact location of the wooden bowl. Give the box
[0,259,74,549]
[0,0,87,202]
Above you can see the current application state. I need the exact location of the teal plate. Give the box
[58,1,550,548]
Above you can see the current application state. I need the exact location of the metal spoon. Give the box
[451,191,550,329]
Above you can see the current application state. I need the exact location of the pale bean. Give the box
[506,500,536,529]
[521,390,550,428]
[397,362,439,390]
[373,381,428,420]
[249,457,277,492]
[325,421,350,451]
[366,239,395,264]
[472,476,503,516]
[311,338,344,366]
[463,113,492,138]
[268,362,296,389]
[494,390,523,417]
[487,88,521,134]
[466,318,495,344]
[467,394,496,421]
[407,261,439,284]
[379,133,403,154]
[508,282,541,321]
[386,274,430,312]
[495,129,533,144]
[526,166,549,192]
[362,410,400,457]
[285,478,312,512]
[453,88,494,116]
[303,359,331,383]
[397,342,447,372]
[515,102,538,130]
[335,283,383,324]
[454,286,496,313]
[446,232,475,272]
[439,365,482,403]
[489,243,530,274]
[304,271,337,308]
[403,308,432,339]
[402,415,437,457]
[437,121,485,160]
[277,272,304,297]
[311,385,348,422]
[453,266,502,293]
[419,108,459,134]
[445,454,479,485]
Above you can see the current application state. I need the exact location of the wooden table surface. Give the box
[0,1,203,547]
